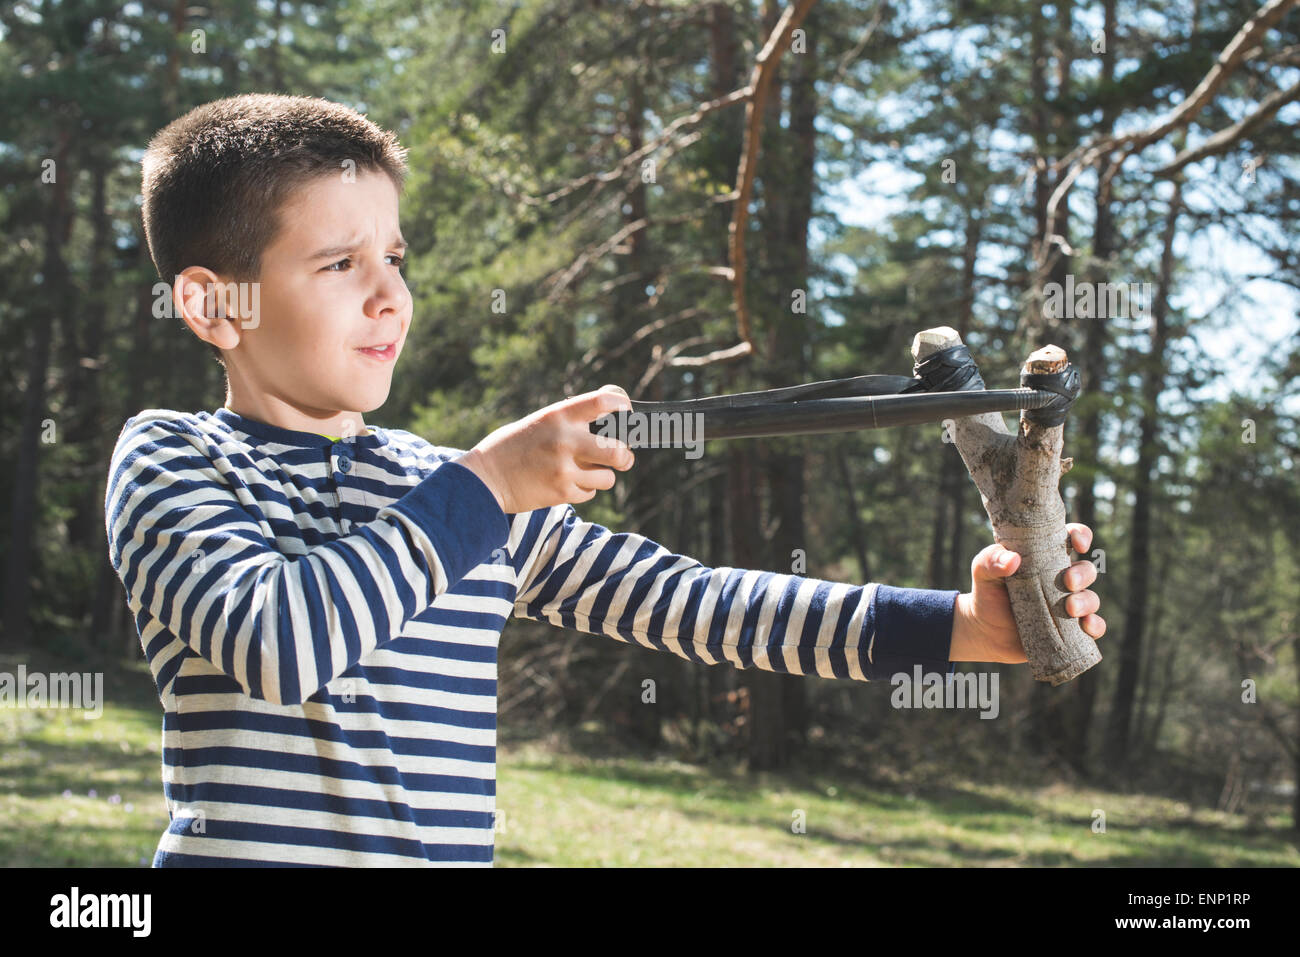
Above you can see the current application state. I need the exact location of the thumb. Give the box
[971,543,1021,585]
[572,384,632,421]
[598,383,631,412]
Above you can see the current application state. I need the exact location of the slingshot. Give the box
[589,326,1101,685]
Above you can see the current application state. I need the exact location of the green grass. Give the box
[0,654,167,867]
[494,742,1299,867]
[1,654,1296,867]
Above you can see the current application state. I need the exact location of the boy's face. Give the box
[200,168,412,430]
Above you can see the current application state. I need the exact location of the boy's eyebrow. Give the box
[307,234,408,260]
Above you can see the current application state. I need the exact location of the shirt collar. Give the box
[211,407,389,450]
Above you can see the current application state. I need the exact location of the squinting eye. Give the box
[322,256,405,272]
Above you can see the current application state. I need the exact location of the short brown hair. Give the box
[141,94,409,367]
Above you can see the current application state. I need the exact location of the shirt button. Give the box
[338,455,352,472]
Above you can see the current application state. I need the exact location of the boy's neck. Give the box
[223,388,370,438]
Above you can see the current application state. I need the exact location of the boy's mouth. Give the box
[356,342,396,362]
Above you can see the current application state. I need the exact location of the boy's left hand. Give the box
[950,524,1105,664]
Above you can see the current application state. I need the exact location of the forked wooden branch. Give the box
[913,326,1102,685]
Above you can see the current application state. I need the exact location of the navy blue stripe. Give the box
[175,817,432,860]
[185,782,494,829]
[155,851,337,867]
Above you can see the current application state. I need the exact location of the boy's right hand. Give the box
[455,385,636,513]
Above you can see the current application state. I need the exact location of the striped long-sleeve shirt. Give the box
[104,406,957,867]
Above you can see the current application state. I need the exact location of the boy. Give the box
[106,93,1104,866]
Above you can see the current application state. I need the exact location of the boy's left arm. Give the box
[511,504,959,682]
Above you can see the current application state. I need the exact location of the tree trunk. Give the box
[735,0,786,773]
[618,52,674,751]
[1045,0,1075,354]
[833,444,871,582]
[1061,0,1118,774]
[66,160,111,554]
[928,452,953,588]
[932,211,983,591]
[1105,181,1183,767]
[1026,0,1050,348]
[729,442,778,765]
[693,0,743,761]
[105,238,163,657]
[1293,632,1299,831]
[698,442,731,757]
[163,0,188,118]
[740,0,821,772]
[944,212,983,590]
[3,128,75,646]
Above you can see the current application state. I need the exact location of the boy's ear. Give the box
[175,267,245,352]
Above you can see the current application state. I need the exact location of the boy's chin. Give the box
[346,384,392,414]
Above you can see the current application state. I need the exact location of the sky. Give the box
[810,13,1300,413]
[819,162,1299,407]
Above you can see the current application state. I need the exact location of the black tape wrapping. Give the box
[906,343,986,394]
[1020,365,1080,427]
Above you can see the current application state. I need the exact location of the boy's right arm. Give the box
[105,415,510,706]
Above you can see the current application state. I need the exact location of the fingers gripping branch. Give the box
[913,327,1101,685]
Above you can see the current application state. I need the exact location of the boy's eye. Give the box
[322,256,407,272]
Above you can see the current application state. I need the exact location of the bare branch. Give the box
[542,209,712,301]
[1156,79,1300,176]
[1042,0,1299,258]
[542,1,822,383]
[510,90,750,209]
[1129,0,1294,147]
[1054,0,1296,179]
[569,305,707,385]
[730,0,820,355]
[551,129,703,234]
[634,337,752,396]
[1240,271,1300,293]
[634,336,712,395]
[545,217,648,301]
[830,1,886,87]
[666,340,755,367]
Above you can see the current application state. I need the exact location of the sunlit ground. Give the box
[1,654,1294,867]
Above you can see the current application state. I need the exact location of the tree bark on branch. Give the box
[913,327,1102,685]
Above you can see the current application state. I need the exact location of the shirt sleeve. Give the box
[105,415,510,706]
[510,504,956,681]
